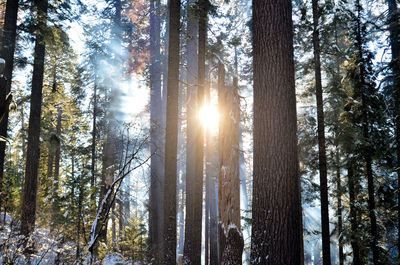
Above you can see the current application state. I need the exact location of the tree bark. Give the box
[0,0,19,207]
[311,1,331,264]
[149,0,164,263]
[387,0,400,258]
[218,61,242,265]
[163,0,181,263]
[183,0,198,263]
[251,1,302,264]
[20,0,48,240]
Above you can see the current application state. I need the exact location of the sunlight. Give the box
[199,102,219,130]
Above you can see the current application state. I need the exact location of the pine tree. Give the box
[311,0,331,263]
[251,0,302,264]
[0,0,19,208]
[183,0,198,263]
[20,0,49,241]
[163,0,181,263]
[149,0,164,262]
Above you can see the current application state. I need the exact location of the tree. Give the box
[218,61,243,265]
[20,0,48,240]
[311,0,331,264]
[163,0,181,263]
[251,0,302,264]
[387,0,400,257]
[0,0,19,209]
[149,0,164,262]
[183,1,198,263]
[193,1,208,264]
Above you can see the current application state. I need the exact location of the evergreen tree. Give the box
[251,0,302,264]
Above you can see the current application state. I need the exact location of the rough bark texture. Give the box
[218,66,240,233]
[388,0,400,258]
[20,0,48,240]
[218,61,242,265]
[183,0,198,263]
[163,0,180,263]
[149,0,164,263]
[221,227,244,265]
[251,1,302,264]
[311,1,331,264]
[0,0,19,203]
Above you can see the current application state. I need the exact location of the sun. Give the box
[198,103,219,130]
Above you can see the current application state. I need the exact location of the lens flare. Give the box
[199,103,219,130]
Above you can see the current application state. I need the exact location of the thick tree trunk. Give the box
[348,164,361,265]
[311,1,331,264]
[20,0,48,240]
[0,0,19,206]
[387,0,400,258]
[218,61,242,265]
[163,0,181,263]
[183,0,198,263]
[149,0,164,263]
[251,1,302,264]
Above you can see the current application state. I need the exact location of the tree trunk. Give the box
[0,0,19,207]
[20,0,48,240]
[91,67,97,202]
[311,1,331,264]
[149,0,164,263]
[98,0,122,247]
[75,153,83,262]
[163,0,181,263]
[52,106,62,227]
[218,61,243,265]
[183,0,198,263]
[177,169,185,260]
[192,0,207,263]
[336,150,344,265]
[251,1,302,264]
[204,77,213,265]
[355,2,378,263]
[118,199,124,240]
[112,203,116,250]
[209,133,218,265]
[348,164,361,265]
[387,0,400,258]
